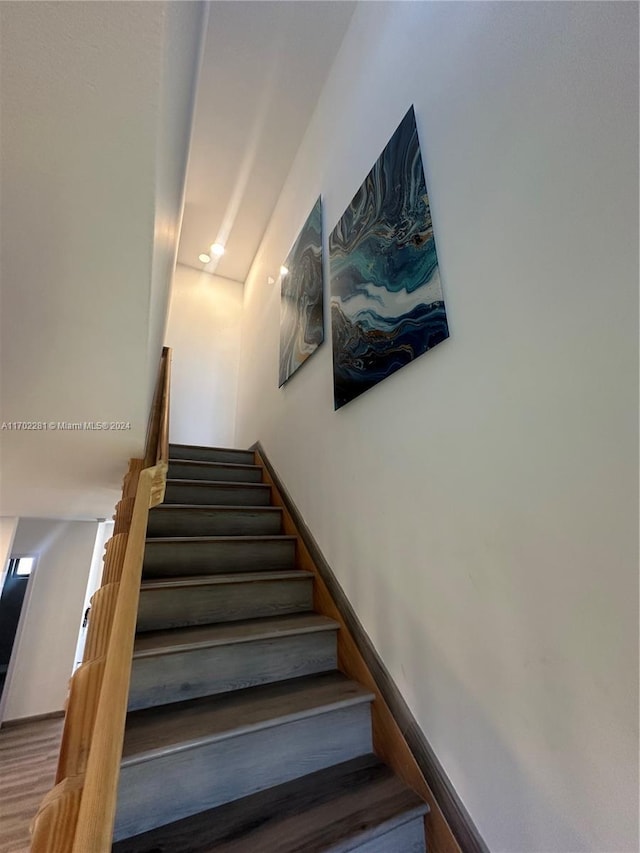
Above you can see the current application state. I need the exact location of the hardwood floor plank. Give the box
[0,718,63,853]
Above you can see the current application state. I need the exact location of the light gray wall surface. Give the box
[166,264,244,448]
[234,3,639,851]
[0,1,202,520]
[2,519,98,721]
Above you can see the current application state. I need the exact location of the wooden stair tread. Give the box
[121,672,373,766]
[169,443,252,454]
[142,536,298,578]
[140,571,313,589]
[168,459,261,471]
[133,613,338,657]
[145,534,296,544]
[147,506,283,535]
[112,754,428,853]
[150,504,280,512]
[166,478,270,489]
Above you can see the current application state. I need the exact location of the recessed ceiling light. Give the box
[280,265,289,276]
[199,253,211,264]
[210,243,225,257]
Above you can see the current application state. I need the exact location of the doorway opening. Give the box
[0,556,36,699]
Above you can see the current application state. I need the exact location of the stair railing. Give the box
[30,347,172,853]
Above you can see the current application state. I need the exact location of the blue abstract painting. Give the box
[279,197,324,387]
[329,107,449,409]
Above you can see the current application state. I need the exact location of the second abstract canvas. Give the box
[279,197,325,387]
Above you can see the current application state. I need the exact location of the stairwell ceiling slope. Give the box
[177,0,356,283]
[0,1,355,519]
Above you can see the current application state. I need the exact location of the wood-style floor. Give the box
[0,717,63,853]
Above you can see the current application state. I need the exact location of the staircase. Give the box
[111,443,428,853]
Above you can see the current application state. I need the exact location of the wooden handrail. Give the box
[157,347,171,467]
[144,346,171,469]
[30,347,172,853]
[143,346,171,508]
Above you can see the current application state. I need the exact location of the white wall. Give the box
[235,3,638,852]
[2,519,98,721]
[0,2,202,521]
[165,263,244,447]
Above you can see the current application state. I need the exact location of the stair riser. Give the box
[137,578,314,632]
[353,817,426,853]
[170,446,255,465]
[114,703,372,841]
[164,482,271,506]
[143,539,296,578]
[168,462,263,483]
[128,631,337,711]
[147,508,282,538]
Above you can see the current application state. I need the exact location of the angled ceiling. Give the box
[0,0,355,520]
[0,0,204,519]
[177,1,356,282]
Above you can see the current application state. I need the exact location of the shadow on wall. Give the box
[372,565,617,852]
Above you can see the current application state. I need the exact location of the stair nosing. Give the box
[325,803,429,853]
[169,459,261,471]
[166,478,270,488]
[121,681,375,768]
[133,615,338,659]
[169,443,254,454]
[145,535,296,544]
[140,571,313,590]
[150,504,281,512]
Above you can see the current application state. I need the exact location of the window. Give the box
[7,556,36,577]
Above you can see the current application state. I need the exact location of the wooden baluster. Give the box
[56,659,106,783]
[30,776,84,853]
[101,533,128,586]
[83,583,119,663]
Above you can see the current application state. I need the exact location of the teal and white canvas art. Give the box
[329,107,449,409]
